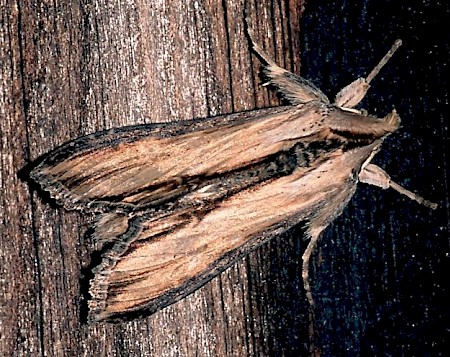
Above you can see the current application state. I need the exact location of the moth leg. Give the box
[245,21,329,105]
[302,231,320,307]
[359,163,437,209]
[335,40,402,109]
[302,227,325,357]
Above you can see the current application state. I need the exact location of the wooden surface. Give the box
[1,0,448,356]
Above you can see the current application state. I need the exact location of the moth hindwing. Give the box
[30,29,435,322]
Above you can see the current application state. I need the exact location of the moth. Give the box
[29,27,436,323]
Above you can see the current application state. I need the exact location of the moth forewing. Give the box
[30,103,398,214]
[89,141,383,321]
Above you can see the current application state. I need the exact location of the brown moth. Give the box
[29,27,436,324]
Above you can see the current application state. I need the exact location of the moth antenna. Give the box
[359,164,438,209]
[389,181,438,209]
[366,39,402,84]
[335,39,402,108]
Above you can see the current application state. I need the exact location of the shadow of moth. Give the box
[29,27,436,324]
